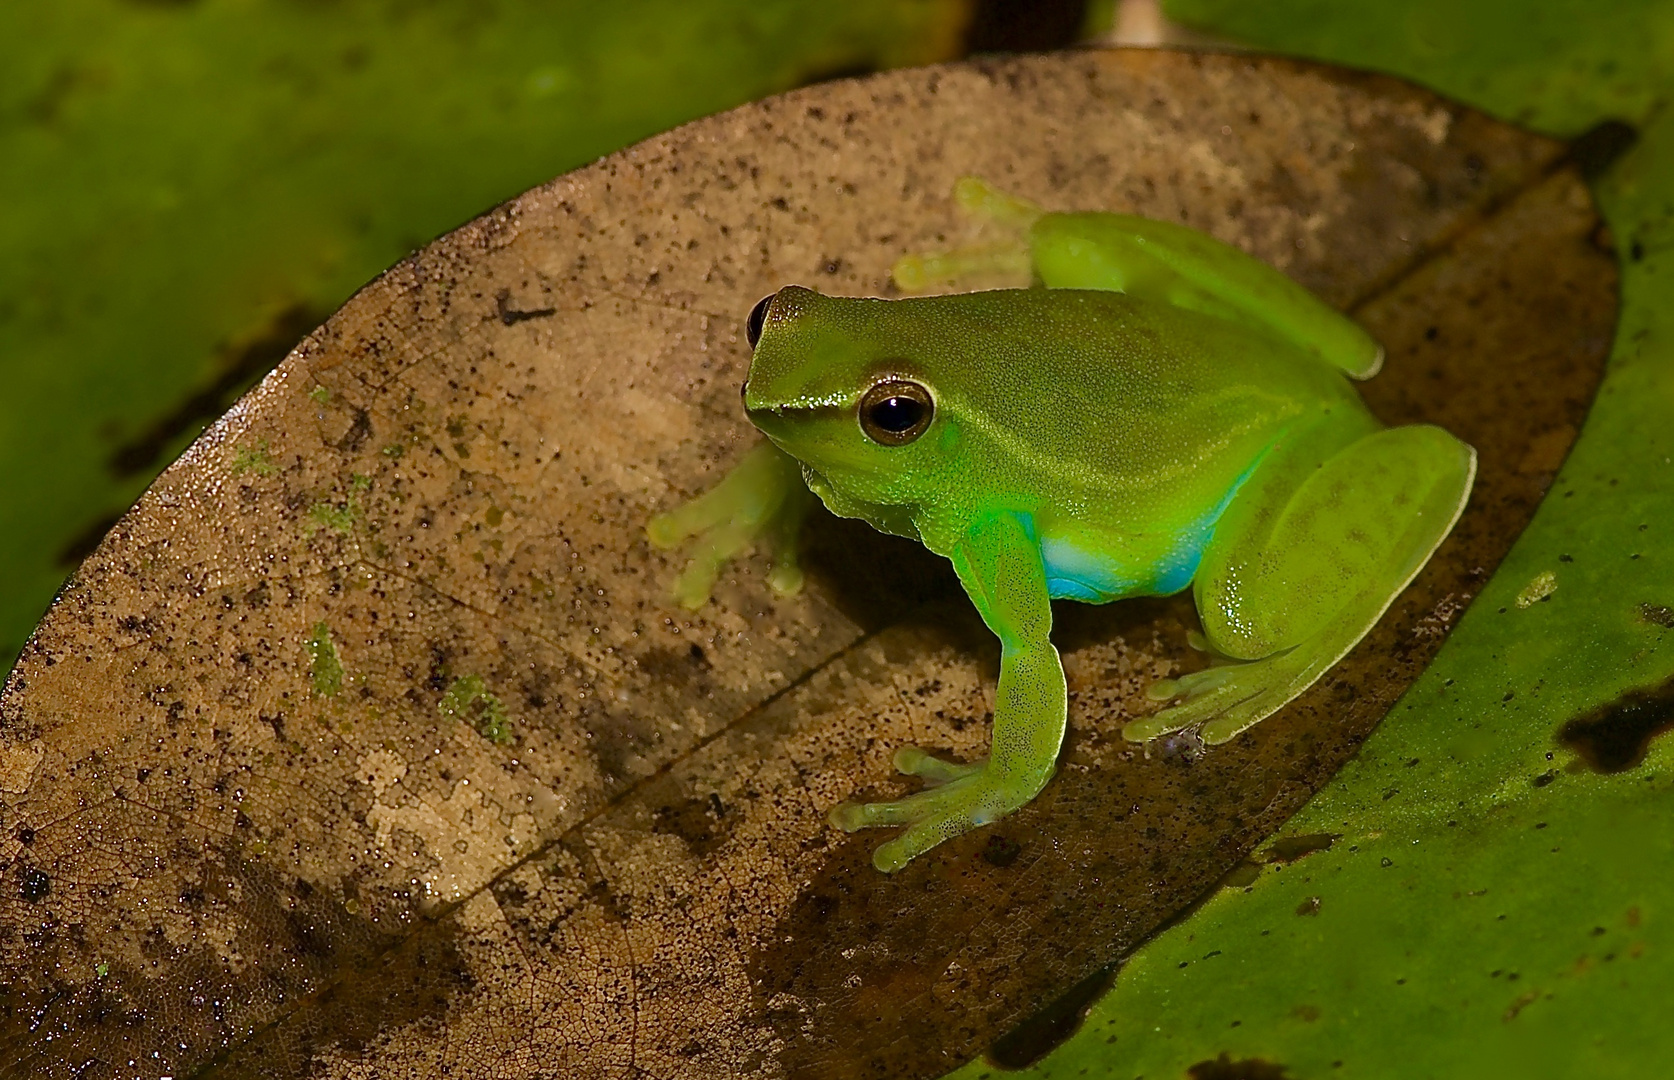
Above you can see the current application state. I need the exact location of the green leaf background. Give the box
[944,2,1674,1076]
[0,0,976,673]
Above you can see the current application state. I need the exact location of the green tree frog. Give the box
[648,180,1475,873]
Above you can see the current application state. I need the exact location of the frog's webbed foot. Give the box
[891,177,1043,293]
[829,748,1032,873]
[647,442,812,609]
[1125,655,1305,746]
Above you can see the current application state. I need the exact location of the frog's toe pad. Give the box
[892,746,983,786]
[767,563,805,597]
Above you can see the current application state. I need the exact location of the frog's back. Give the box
[892,289,1366,508]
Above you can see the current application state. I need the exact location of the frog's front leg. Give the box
[647,441,813,609]
[1125,423,1476,745]
[829,511,1066,872]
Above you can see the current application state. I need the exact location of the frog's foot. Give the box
[647,442,811,609]
[891,177,1044,292]
[1125,651,1312,746]
[829,749,1036,873]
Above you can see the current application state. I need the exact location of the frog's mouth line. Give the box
[744,403,846,439]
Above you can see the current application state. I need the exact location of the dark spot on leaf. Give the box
[15,825,34,846]
[1558,679,1674,772]
[1569,118,1638,181]
[1295,895,1322,917]
[987,963,1115,1069]
[651,794,731,857]
[981,833,1021,867]
[1638,602,1674,627]
[1533,769,1557,787]
[334,408,373,453]
[1263,832,1339,864]
[18,865,51,903]
[639,644,713,687]
[495,288,557,325]
[1188,1051,1291,1079]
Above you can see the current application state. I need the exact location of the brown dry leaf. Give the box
[0,50,1614,1080]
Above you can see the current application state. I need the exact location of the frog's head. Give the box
[740,285,957,514]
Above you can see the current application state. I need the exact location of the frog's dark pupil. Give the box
[868,396,924,433]
[858,378,932,445]
[745,294,774,348]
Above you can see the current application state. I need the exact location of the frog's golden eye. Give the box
[859,379,934,446]
[745,293,774,349]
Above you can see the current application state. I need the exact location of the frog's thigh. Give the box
[1199,424,1474,660]
[1128,425,1474,745]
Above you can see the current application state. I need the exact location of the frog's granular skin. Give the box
[0,49,1610,1080]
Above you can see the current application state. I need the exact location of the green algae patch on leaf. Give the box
[1160,0,1674,136]
[0,0,971,676]
[308,621,345,699]
[438,675,515,746]
[943,79,1674,1080]
[0,51,1610,1078]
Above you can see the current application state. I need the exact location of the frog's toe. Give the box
[892,746,983,786]
[671,560,722,610]
[1125,668,1267,742]
[766,561,805,597]
[828,773,981,831]
[645,513,685,549]
[1172,665,1246,699]
[1144,677,1181,702]
[828,767,1033,872]
[871,816,973,873]
[1200,703,1275,745]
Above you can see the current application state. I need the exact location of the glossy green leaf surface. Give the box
[0,0,967,673]
[1162,0,1674,136]
[940,4,1674,1076]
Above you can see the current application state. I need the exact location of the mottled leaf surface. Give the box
[0,52,1611,1078]
[0,0,969,674]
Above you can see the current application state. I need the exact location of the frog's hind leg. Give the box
[1124,424,1475,745]
[891,177,1043,292]
[1028,212,1384,378]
